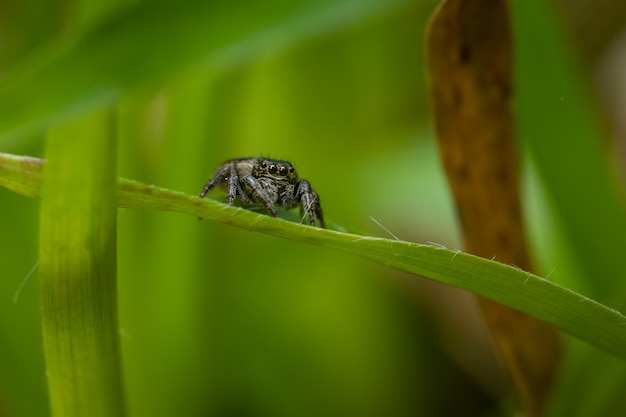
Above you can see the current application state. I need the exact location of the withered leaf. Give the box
[426,0,561,415]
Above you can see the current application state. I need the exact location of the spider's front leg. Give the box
[200,163,241,204]
[241,176,279,217]
[294,179,325,228]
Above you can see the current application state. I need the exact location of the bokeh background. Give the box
[2,0,626,416]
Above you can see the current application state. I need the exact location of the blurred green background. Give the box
[2,0,626,416]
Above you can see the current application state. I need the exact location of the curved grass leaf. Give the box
[2,151,626,363]
[0,0,409,145]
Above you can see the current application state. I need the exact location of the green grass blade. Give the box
[512,0,626,300]
[0,152,43,198]
[38,113,124,417]
[2,151,626,363]
[0,0,408,144]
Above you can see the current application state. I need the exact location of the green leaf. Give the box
[3,151,626,364]
[513,0,626,302]
[0,0,409,144]
[38,112,124,417]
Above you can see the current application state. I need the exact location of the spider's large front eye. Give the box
[268,164,277,174]
[278,166,289,177]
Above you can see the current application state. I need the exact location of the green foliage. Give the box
[1,0,626,416]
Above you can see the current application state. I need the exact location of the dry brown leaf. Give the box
[425,0,561,415]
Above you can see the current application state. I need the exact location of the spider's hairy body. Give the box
[200,157,325,228]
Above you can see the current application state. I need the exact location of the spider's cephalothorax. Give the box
[199,157,325,228]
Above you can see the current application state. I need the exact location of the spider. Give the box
[199,157,326,228]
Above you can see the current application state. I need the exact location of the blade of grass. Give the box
[3,151,626,363]
[0,0,409,145]
[38,111,124,417]
[512,0,626,302]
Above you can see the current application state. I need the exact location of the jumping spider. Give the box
[199,157,326,228]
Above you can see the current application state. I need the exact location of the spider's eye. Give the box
[261,161,267,169]
[278,166,288,176]
[268,164,277,175]
[289,166,294,174]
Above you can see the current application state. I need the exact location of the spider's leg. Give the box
[294,180,314,225]
[199,165,233,220]
[200,165,232,199]
[225,164,239,205]
[242,176,278,217]
[295,179,322,227]
[235,181,252,204]
[313,190,326,229]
